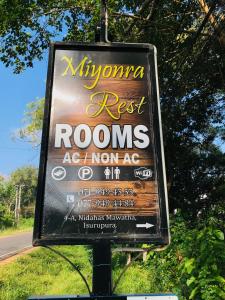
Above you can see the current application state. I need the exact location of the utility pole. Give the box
[15,184,25,225]
[17,184,25,224]
[14,185,19,223]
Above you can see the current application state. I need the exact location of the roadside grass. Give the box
[113,264,153,294]
[0,246,92,300]
[0,246,159,300]
[0,218,33,237]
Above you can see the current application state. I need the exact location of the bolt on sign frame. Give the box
[33,42,170,246]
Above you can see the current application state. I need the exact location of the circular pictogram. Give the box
[78,166,93,181]
[51,166,66,181]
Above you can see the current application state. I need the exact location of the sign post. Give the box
[30,42,172,299]
[92,242,112,296]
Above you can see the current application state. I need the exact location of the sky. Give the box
[0,53,48,176]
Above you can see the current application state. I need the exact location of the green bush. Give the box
[0,203,14,229]
[145,214,225,299]
[181,227,225,299]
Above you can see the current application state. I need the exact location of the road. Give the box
[0,231,33,260]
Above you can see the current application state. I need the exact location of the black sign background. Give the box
[33,42,170,246]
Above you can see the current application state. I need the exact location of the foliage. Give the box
[0,0,98,72]
[0,217,33,236]
[0,166,37,229]
[0,179,15,212]
[182,227,225,299]
[0,202,14,229]
[0,180,15,229]
[10,165,38,207]
[203,201,225,231]
[144,215,225,299]
[17,98,45,145]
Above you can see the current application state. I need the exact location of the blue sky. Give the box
[0,53,48,176]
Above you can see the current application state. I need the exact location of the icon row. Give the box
[51,166,121,181]
[51,166,153,181]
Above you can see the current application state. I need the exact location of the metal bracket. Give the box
[100,0,110,43]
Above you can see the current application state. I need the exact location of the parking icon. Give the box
[78,166,93,181]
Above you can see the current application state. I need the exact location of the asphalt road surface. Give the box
[0,231,33,260]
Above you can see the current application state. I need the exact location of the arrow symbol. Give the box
[136,223,154,229]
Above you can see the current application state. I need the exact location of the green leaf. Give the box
[187,276,196,286]
[214,276,225,284]
[218,289,225,298]
[189,287,199,300]
[184,258,195,274]
[214,230,224,240]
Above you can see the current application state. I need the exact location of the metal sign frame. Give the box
[33,42,170,246]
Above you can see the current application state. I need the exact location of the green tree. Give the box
[17,97,44,145]
[1,0,225,220]
[0,179,15,228]
[10,166,38,207]
[1,181,15,213]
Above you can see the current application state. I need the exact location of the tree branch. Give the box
[146,0,156,21]
[111,12,149,21]
[124,0,153,34]
[193,2,217,44]
[34,4,92,18]
[176,2,217,70]
[198,0,225,47]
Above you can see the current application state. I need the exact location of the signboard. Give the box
[33,42,169,245]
